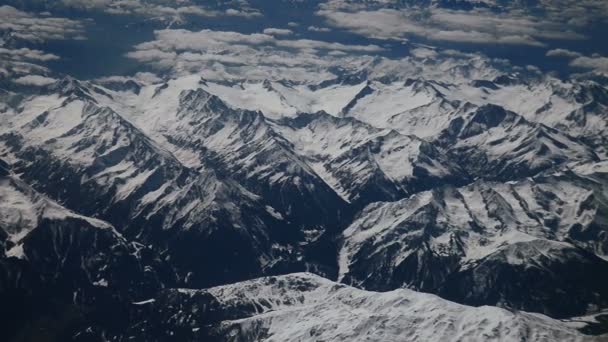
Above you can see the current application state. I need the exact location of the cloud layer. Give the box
[546,49,608,76]
[14,74,57,86]
[316,0,599,47]
[19,0,262,23]
[125,24,535,84]
[0,5,87,81]
[126,28,389,81]
[0,5,86,43]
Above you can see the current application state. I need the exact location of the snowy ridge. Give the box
[134,273,594,342]
[1,79,261,219]
[272,111,465,204]
[339,168,608,316]
[343,79,448,128]
[0,83,304,287]
[105,79,349,221]
[446,78,608,152]
[200,78,369,119]
[436,104,599,179]
[157,87,350,235]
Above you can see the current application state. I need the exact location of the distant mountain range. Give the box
[1,30,608,340]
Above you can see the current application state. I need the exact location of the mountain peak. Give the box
[178,88,231,116]
[469,104,510,127]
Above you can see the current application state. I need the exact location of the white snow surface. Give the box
[339,174,606,281]
[180,272,594,342]
[200,79,368,118]
[271,113,458,201]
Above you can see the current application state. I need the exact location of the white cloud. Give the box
[308,26,331,32]
[525,65,542,74]
[327,50,347,56]
[316,2,591,47]
[225,8,262,18]
[95,71,162,85]
[544,47,608,75]
[428,9,583,41]
[263,28,294,36]
[134,71,162,83]
[126,28,387,81]
[14,75,57,86]
[0,5,86,43]
[15,0,262,23]
[103,2,221,20]
[125,27,526,84]
[132,29,383,54]
[544,48,608,75]
[546,48,583,58]
[0,6,86,80]
[0,47,60,61]
[126,49,177,63]
[318,9,425,40]
[410,47,437,59]
[0,59,50,77]
[570,55,608,73]
[61,0,111,8]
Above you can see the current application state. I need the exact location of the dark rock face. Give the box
[0,201,170,341]
[0,90,352,293]
[340,201,466,292]
[0,100,297,289]
[97,79,142,94]
[439,240,608,318]
[339,173,608,318]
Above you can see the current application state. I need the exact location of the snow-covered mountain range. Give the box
[1,46,608,340]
